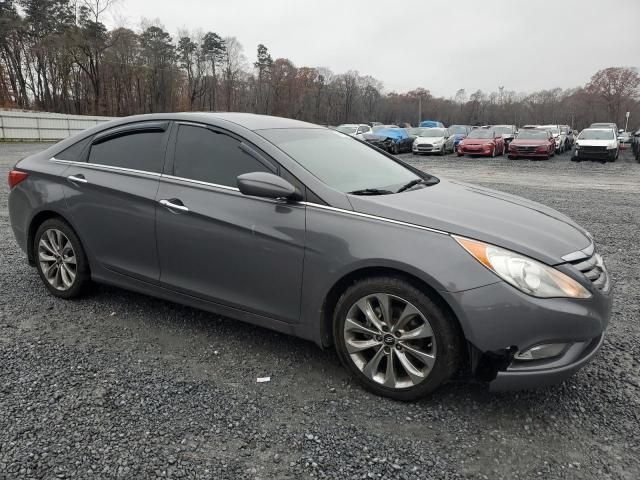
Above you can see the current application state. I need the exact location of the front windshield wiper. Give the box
[396,177,438,193]
[348,188,394,196]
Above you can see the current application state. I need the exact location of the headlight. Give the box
[574,144,580,149]
[484,142,494,147]
[433,140,443,146]
[607,144,616,149]
[454,236,591,299]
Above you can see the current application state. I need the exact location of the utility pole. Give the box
[625,111,630,132]
[418,96,422,125]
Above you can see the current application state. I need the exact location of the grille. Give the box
[580,146,607,153]
[417,144,433,150]
[515,145,538,153]
[569,252,609,292]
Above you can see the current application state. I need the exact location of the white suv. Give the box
[572,128,619,162]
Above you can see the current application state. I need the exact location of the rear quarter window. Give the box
[56,137,92,161]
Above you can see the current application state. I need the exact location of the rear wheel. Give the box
[333,277,461,401]
[34,218,90,298]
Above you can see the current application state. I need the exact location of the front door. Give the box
[155,123,306,323]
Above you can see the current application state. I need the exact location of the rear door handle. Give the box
[159,199,189,212]
[67,174,88,184]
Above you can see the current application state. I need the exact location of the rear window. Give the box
[88,131,166,173]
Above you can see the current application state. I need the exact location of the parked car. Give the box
[457,129,505,157]
[616,131,632,149]
[538,125,566,153]
[419,120,445,128]
[335,124,372,139]
[561,125,574,148]
[488,125,518,151]
[445,125,472,151]
[8,112,611,400]
[508,129,556,160]
[362,133,393,151]
[632,129,640,161]
[572,128,619,162]
[372,127,414,154]
[411,127,451,155]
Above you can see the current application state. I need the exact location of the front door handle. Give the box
[159,199,189,213]
[67,174,88,184]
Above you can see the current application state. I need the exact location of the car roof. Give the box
[91,112,322,131]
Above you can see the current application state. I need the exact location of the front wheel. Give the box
[34,218,91,298]
[333,277,461,401]
[392,144,400,155]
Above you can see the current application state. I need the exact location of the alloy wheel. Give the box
[38,228,77,291]
[343,293,437,389]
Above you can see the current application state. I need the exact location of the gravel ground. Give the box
[1,142,639,480]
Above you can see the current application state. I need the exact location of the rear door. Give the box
[61,122,170,282]
[155,122,306,323]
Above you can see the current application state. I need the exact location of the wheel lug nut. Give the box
[375,335,382,342]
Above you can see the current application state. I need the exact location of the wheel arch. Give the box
[27,210,78,266]
[319,266,467,358]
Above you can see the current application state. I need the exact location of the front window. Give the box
[259,128,423,193]
[578,129,615,140]
[467,130,493,139]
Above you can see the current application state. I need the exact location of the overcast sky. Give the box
[110,0,640,97]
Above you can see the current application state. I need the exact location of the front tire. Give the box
[333,277,461,401]
[34,218,90,299]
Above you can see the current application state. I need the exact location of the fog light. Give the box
[514,343,568,361]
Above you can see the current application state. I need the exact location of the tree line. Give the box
[1,0,639,130]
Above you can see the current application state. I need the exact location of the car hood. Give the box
[347,178,591,265]
[461,138,494,145]
[576,139,616,147]
[415,136,445,144]
[511,138,548,146]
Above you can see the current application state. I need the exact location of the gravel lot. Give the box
[1,143,639,480]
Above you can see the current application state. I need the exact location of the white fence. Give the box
[0,110,114,141]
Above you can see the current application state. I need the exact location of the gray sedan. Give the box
[8,113,612,400]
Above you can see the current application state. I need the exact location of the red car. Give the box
[457,129,505,157]
[508,129,556,160]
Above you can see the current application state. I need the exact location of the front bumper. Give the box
[441,275,612,391]
[458,146,492,155]
[508,150,549,158]
[573,148,616,160]
[489,334,604,391]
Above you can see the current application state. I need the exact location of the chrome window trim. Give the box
[161,174,240,192]
[300,202,448,236]
[50,157,162,178]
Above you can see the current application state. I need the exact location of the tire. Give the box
[508,155,518,160]
[333,276,461,401]
[456,152,463,157]
[34,218,90,299]
[392,144,400,155]
[438,145,445,156]
[491,147,496,158]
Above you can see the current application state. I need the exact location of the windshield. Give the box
[516,130,548,139]
[448,125,468,134]
[335,126,357,134]
[539,127,559,135]
[259,128,421,193]
[467,130,493,139]
[578,129,615,140]
[492,126,513,134]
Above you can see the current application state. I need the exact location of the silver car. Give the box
[8,113,612,400]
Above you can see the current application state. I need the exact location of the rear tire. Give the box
[333,276,461,401]
[34,218,90,299]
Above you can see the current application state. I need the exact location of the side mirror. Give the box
[237,172,302,201]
